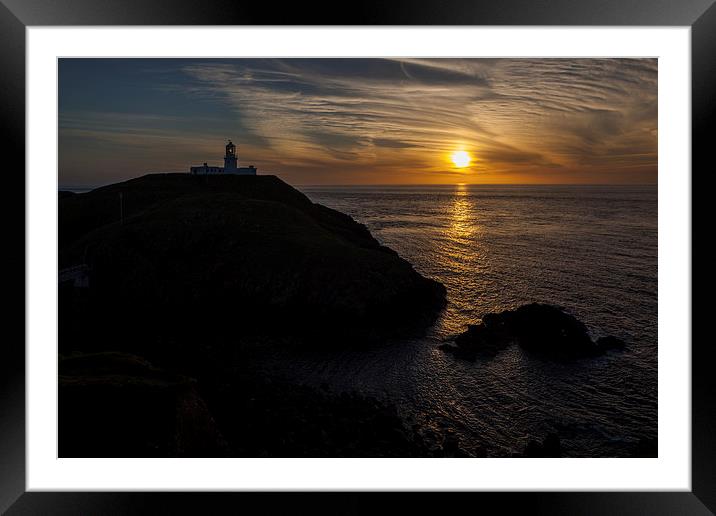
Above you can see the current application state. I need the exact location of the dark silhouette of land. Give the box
[60,174,446,352]
[59,174,447,457]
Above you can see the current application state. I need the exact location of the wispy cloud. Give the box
[59,58,657,185]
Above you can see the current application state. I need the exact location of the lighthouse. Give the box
[189,140,257,175]
[224,140,238,172]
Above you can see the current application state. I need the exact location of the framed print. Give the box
[1,0,711,514]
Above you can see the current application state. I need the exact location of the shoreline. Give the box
[58,175,656,458]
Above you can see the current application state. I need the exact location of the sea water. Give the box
[281,184,658,457]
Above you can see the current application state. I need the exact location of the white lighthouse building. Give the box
[190,140,257,175]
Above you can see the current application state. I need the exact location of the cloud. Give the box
[59,58,657,185]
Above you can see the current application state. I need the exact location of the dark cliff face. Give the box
[59,174,446,356]
[59,175,447,457]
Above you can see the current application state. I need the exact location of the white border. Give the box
[27,27,691,491]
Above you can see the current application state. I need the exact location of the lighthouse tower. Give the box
[224,140,238,172]
[189,140,257,175]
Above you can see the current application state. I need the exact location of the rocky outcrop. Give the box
[519,432,562,458]
[59,352,228,457]
[59,174,446,355]
[205,378,439,457]
[630,437,657,457]
[440,303,625,361]
[59,352,444,458]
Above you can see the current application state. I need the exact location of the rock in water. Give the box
[630,437,657,457]
[501,303,597,357]
[595,335,626,351]
[441,303,626,361]
[521,432,562,458]
[58,174,446,354]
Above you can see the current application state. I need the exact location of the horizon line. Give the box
[58,180,659,190]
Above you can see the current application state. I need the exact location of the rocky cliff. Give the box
[59,174,446,356]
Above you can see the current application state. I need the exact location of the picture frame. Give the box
[1,0,710,513]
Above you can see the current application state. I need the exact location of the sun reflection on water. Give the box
[430,183,490,338]
[447,184,473,244]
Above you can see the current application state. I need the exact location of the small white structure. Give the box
[190,141,257,175]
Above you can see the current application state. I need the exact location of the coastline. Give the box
[58,177,656,458]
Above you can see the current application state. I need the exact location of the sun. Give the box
[451,150,471,168]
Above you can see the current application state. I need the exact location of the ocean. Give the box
[270,184,658,457]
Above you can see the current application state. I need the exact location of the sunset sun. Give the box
[451,150,471,168]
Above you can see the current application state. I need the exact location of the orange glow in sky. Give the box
[59,58,658,186]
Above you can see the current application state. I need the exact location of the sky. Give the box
[58,58,657,186]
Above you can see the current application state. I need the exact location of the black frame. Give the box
[1,1,711,514]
